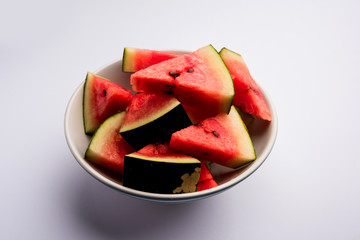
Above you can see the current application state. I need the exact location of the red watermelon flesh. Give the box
[122,47,217,124]
[170,106,256,169]
[122,48,180,72]
[182,103,220,124]
[219,48,271,121]
[85,112,135,175]
[197,161,218,191]
[130,45,234,116]
[137,143,170,155]
[198,161,214,182]
[137,143,188,158]
[197,178,218,192]
[119,92,192,150]
[83,72,133,134]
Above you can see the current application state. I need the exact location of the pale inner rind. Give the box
[88,112,126,154]
[126,153,200,164]
[227,106,256,160]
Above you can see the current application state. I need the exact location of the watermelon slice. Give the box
[197,161,218,191]
[170,106,256,169]
[119,92,192,150]
[130,45,234,117]
[219,48,271,121]
[83,72,133,135]
[123,143,201,194]
[122,48,180,72]
[85,112,135,175]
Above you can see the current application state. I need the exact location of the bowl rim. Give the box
[64,56,278,202]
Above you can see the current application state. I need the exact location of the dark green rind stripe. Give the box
[123,155,201,194]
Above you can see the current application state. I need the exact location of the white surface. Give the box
[1,0,359,239]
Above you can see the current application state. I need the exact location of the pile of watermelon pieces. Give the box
[82,45,271,194]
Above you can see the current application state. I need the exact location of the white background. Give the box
[1,0,360,239]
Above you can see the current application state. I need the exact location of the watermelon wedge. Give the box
[119,92,192,150]
[83,72,133,135]
[130,45,234,117]
[197,161,218,191]
[123,143,201,194]
[85,112,135,175]
[219,48,271,121]
[170,106,256,169]
[122,48,180,72]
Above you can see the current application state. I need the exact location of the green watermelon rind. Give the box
[220,47,245,62]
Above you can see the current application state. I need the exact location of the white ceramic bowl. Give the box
[64,56,278,203]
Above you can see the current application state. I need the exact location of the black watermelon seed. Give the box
[212,131,219,138]
[187,68,194,73]
[249,86,258,95]
[103,89,107,96]
[169,70,180,77]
